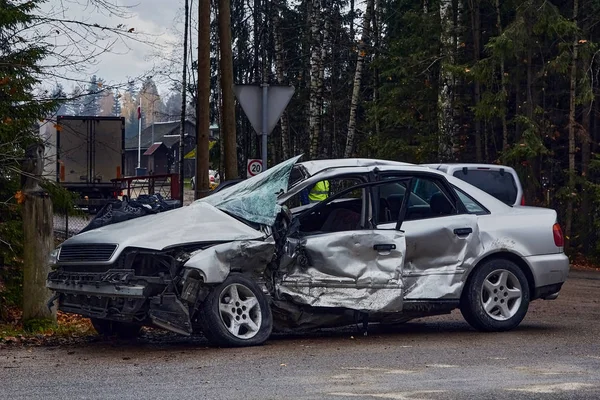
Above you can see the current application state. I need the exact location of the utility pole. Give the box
[219,0,239,180]
[196,0,211,199]
[137,96,142,170]
[151,100,155,144]
[21,144,56,322]
[179,0,189,203]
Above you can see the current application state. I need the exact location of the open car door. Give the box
[276,180,407,313]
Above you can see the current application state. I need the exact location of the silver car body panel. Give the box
[183,239,275,283]
[277,230,406,312]
[298,158,411,177]
[59,201,265,263]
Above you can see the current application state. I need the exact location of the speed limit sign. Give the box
[247,159,263,177]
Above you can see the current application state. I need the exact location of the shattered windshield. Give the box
[199,155,302,226]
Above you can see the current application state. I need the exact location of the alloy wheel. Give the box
[480,269,523,321]
[218,283,262,339]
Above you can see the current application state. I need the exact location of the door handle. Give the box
[373,243,396,251]
[454,228,473,236]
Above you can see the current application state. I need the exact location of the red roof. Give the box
[143,142,163,156]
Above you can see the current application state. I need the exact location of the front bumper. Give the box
[46,269,193,334]
[526,252,570,290]
[46,280,148,298]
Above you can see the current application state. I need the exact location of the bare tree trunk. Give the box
[273,0,290,160]
[565,0,579,251]
[344,0,374,159]
[349,0,355,40]
[219,0,238,179]
[308,0,322,159]
[22,144,56,322]
[179,0,190,201]
[196,0,211,199]
[317,1,330,158]
[526,46,534,120]
[437,0,456,161]
[470,0,482,161]
[581,101,591,253]
[372,0,382,142]
[495,0,508,154]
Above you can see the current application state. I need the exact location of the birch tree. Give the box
[344,0,374,159]
[308,0,322,159]
[437,0,457,161]
[495,0,508,153]
[565,0,579,248]
[273,0,291,160]
[316,0,331,158]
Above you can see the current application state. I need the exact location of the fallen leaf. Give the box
[14,191,25,204]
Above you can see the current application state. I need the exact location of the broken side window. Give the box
[288,177,368,234]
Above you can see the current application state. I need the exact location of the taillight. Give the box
[553,223,564,247]
[520,196,526,206]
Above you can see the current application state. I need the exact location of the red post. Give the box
[171,174,181,200]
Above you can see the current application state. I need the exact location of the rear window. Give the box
[452,169,517,205]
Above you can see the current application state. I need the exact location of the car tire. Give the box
[198,273,272,347]
[91,318,142,339]
[460,258,530,332]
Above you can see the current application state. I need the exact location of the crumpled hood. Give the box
[62,202,265,251]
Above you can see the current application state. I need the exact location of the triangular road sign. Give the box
[234,85,295,135]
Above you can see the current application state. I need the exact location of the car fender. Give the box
[182,239,275,283]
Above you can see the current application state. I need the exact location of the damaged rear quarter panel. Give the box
[400,214,481,300]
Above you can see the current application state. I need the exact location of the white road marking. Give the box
[507,382,595,393]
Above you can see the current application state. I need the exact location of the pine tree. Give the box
[82,75,101,116]
[0,0,57,180]
[112,91,122,117]
[0,0,58,321]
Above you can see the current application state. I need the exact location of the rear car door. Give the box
[277,177,407,312]
[375,173,482,300]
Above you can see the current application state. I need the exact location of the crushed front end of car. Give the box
[46,157,300,344]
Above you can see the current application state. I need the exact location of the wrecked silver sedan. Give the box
[46,156,569,346]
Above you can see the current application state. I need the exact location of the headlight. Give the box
[47,248,60,267]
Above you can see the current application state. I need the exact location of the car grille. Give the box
[58,244,117,263]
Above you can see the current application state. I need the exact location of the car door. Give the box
[375,173,481,300]
[277,178,407,313]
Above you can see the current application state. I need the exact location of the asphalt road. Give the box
[1,271,600,400]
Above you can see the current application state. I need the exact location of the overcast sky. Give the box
[42,0,184,96]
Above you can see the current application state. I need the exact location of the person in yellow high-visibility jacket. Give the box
[308,180,330,203]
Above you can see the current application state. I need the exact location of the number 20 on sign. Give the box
[247,159,263,177]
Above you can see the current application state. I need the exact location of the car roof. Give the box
[284,161,511,213]
[298,158,412,177]
[422,163,518,173]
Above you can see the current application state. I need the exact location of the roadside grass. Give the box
[0,310,95,345]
